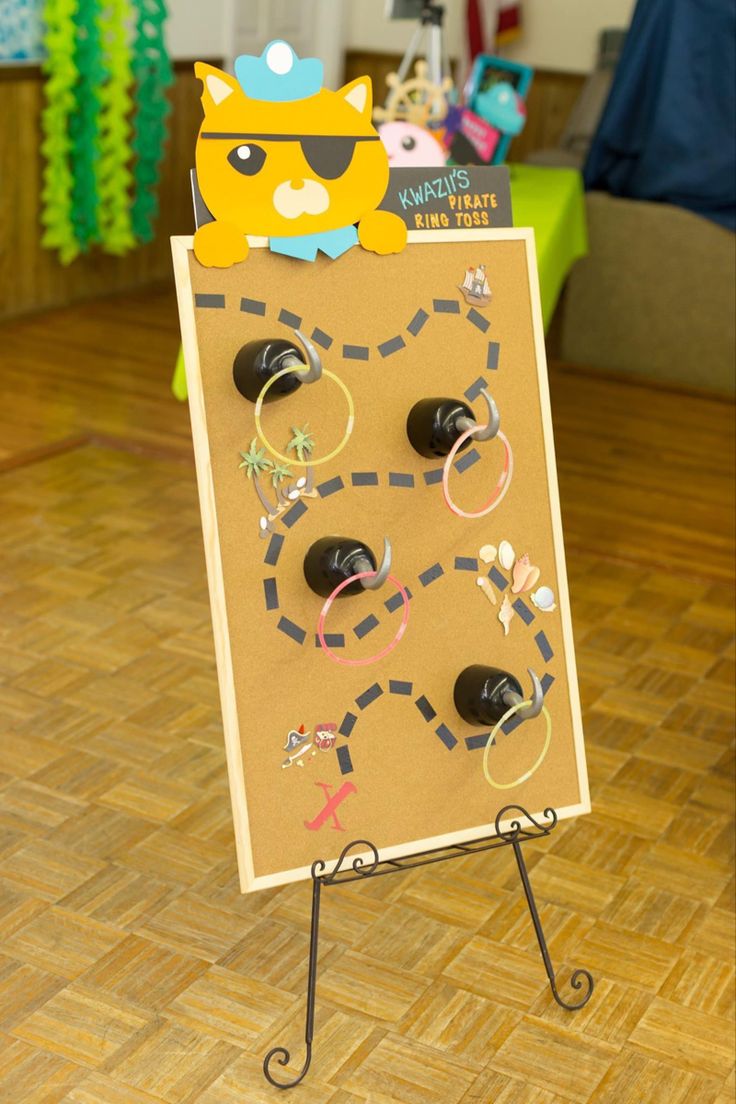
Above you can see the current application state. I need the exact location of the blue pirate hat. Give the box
[235,40,323,102]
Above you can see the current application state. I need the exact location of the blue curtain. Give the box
[584,0,736,231]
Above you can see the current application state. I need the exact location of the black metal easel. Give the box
[263,805,594,1090]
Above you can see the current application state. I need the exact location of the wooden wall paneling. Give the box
[0,61,213,322]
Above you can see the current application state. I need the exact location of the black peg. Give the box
[303,537,378,598]
[406,397,475,458]
[454,665,524,726]
[232,338,305,403]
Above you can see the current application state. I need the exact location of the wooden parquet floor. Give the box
[0,285,734,1103]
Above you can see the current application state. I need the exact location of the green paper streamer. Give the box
[130,0,173,242]
[40,0,81,265]
[69,0,104,248]
[97,0,135,254]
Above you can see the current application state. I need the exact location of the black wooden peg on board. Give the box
[454,665,544,726]
[233,328,322,402]
[303,536,392,597]
[406,386,501,457]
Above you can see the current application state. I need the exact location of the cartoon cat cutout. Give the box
[193,41,407,266]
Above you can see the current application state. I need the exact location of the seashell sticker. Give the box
[498,540,515,571]
[479,544,497,564]
[511,553,541,594]
[498,593,515,636]
[531,586,557,612]
[476,575,497,605]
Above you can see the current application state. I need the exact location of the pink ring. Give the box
[317,571,410,667]
[442,426,513,519]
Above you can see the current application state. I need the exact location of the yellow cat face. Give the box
[194,62,390,239]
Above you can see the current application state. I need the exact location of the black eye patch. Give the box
[227,144,266,175]
[300,136,357,180]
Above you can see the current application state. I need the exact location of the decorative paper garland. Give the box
[40,0,171,261]
[96,0,135,254]
[130,0,173,242]
[40,0,80,265]
[69,0,104,248]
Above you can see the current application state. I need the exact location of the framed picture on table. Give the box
[464,54,534,165]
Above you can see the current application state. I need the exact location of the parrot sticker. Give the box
[193,41,408,266]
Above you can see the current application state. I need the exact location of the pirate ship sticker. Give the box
[459,264,492,307]
[192,40,407,266]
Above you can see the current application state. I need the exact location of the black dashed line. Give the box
[343,344,369,360]
[277,617,306,645]
[317,476,344,498]
[455,448,481,474]
[278,308,302,328]
[263,578,279,610]
[378,335,406,358]
[419,563,444,587]
[407,308,429,335]
[467,308,490,332]
[311,327,333,349]
[353,614,379,640]
[356,683,383,710]
[240,298,266,315]
[264,533,284,566]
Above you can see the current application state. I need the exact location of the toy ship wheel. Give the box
[374,60,454,127]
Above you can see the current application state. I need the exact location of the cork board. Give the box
[172,228,589,892]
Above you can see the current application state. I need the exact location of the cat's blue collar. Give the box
[269,225,358,262]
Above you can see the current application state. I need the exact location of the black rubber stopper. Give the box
[406,397,475,458]
[453,665,524,726]
[232,338,305,403]
[303,536,377,598]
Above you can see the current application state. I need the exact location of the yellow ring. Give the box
[254,367,355,468]
[483,702,552,790]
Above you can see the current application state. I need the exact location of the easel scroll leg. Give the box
[263,874,321,1089]
[512,839,594,1011]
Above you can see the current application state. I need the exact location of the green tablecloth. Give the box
[171,165,587,400]
[508,163,588,328]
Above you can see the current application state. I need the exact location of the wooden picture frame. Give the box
[172,228,590,892]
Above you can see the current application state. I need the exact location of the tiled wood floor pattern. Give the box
[0,288,733,1102]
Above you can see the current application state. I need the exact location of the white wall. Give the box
[503,0,636,72]
[166,0,635,75]
[166,0,345,87]
[344,0,636,74]
[167,0,228,60]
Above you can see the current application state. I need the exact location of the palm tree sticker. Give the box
[270,461,294,508]
[287,424,317,496]
[239,438,278,518]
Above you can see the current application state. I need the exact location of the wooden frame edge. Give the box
[171,235,255,891]
[522,229,591,815]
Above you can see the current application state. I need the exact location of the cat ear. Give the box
[195,62,240,110]
[340,76,372,118]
